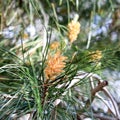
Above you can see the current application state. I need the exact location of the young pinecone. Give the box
[90,50,102,62]
[68,19,81,43]
[44,51,67,80]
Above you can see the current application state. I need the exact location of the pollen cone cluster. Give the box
[90,50,102,62]
[68,20,81,43]
[50,41,60,50]
[44,51,67,80]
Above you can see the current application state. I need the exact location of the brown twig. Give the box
[91,81,108,96]
[85,80,108,107]
[42,79,49,106]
